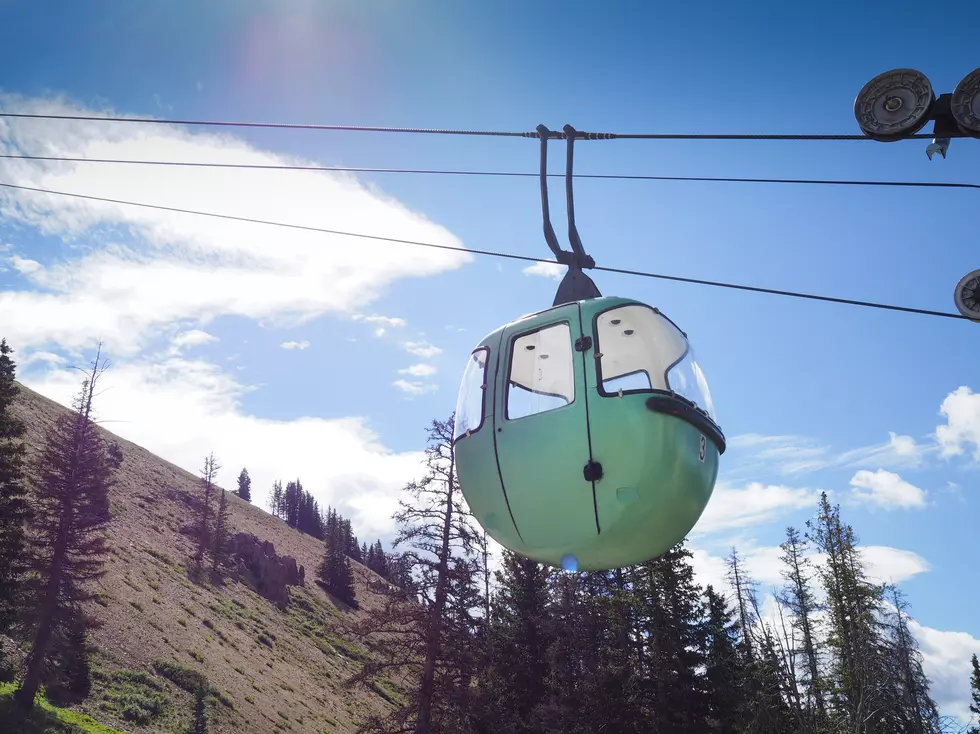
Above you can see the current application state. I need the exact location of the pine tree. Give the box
[44,604,91,703]
[776,525,828,733]
[968,654,980,734]
[727,549,794,734]
[236,468,251,503]
[346,415,482,734]
[702,585,745,734]
[879,585,941,734]
[15,351,118,710]
[642,542,709,733]
[190,689,209,733]
[806,491,889,733]
[195,453,220,568]
[317,508,356,606]
[211,487,231,572]
[0,338,28,637]
[473,549,552,733]
[269,480,283,519]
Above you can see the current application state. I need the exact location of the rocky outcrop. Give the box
[227,532,305,606]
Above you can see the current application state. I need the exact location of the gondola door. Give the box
[492,304,599,553]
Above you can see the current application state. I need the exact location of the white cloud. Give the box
[0,92,471,357]
[23,358,425,541]
[399,363,437,378]
[910,621,980,724]
[170,329,217,351]
[692,481,823,535]
[280,340,310,351]
[937,386,980,461]
[690,541,929,601]
[392,379,438,396]
[849,468,927,509]
[522,261,566,281]
[403,340,442,359]
[352,314,406,328]
[859,545,931,585]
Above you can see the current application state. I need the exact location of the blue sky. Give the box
[1,0,978,722]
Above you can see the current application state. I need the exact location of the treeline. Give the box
[265,472,410,600]
[347,414,980,734]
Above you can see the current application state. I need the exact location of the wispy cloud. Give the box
[392,379,438,396]
[403,340,442,359]
[726,430,924,478]
[353,314,407,328]
[280,340,310,351]
[399,363,437,378]
[0,93,471,357]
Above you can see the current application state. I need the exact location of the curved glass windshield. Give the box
[595,303,718,423]
[453,347,489,440]
[666,346,717,422]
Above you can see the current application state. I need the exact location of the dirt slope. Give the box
[8,381,403,734]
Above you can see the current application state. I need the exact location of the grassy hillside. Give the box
[6,381,405,734]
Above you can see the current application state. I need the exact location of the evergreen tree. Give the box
[269,479,283,519]
[211,487,231,572]
[638,541,708,733]
[44,604,91,703]
[236,467,251,502]
[0,338,28,637]
[806,492,890,733]
[346,415,482,734]
[776,525,828,733]
[880,585,941,734]
[702,585,745,734]
[727,549,794,734]
[317,508,356,606]
[195,453,219,567]
[190,689,208,734]
[15,351,118,710]
[968,654,980,734]
[473,549,552,733]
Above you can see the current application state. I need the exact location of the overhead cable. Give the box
[0,111,934,141]
[1,154,976,192]
[0,180,966,321]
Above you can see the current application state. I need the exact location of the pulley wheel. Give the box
[953,269,980,322]
[951,68,980,135]
[853,68,935,141]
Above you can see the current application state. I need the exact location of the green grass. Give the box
[152,660,211,697]
[0,682,127,733]
[91,668,170,726]
[150,660,234,710]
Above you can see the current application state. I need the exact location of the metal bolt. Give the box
[884,95,903,113]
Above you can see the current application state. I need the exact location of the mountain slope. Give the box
[8,381,403,734]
